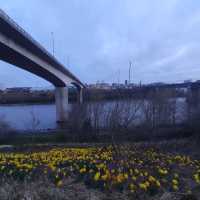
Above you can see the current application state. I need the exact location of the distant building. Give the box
[128,83,136,88]
[86,83,111,90]
[5,87,31,93]
[149,82,165,86]
[195,80,200,84]
[86,84,96,89]
[111,83,126,89]
[30,86,54,92]
[184,79,192,84]
[96,83,111,90]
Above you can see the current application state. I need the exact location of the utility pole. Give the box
[51,32,55,56]
[129,61,132,84]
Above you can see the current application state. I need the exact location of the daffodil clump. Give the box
[0,145,199,195]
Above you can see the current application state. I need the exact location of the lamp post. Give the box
[51,32,55,56]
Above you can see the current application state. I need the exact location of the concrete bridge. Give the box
[0,9,84,123]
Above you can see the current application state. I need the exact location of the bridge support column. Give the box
[55,87,69,123]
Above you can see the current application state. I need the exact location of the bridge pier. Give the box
[55,87,69,123]
[77,87,83,104]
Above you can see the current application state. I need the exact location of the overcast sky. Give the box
[0,0,200,88]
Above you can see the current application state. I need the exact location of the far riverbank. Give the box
[0,87,186,105]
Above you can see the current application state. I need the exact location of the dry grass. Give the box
[0,178,199,200]
[0,178,129,200]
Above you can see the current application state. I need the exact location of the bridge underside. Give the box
[0,42,66,87]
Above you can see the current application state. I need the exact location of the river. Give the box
[0,103,58,131]
[0,98,187,131]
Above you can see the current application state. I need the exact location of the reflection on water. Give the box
[0,104,57,131]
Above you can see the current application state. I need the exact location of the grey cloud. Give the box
[0,0,200,87]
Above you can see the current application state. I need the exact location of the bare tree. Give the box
[30,110,40,131]
[141,88,177,132]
